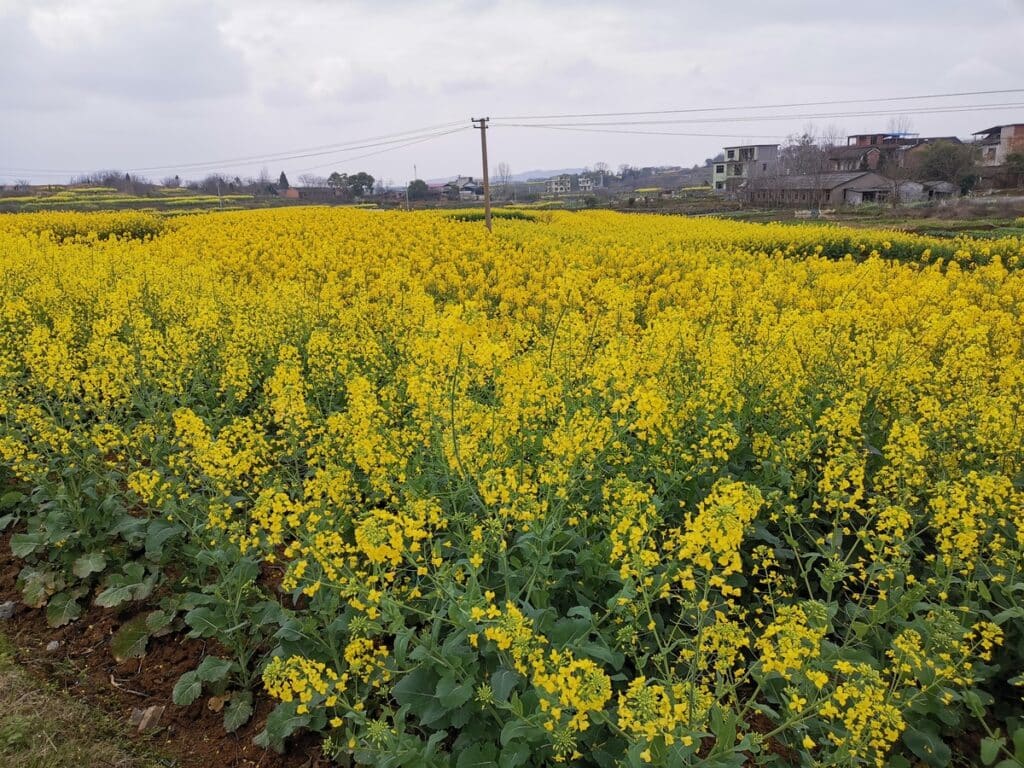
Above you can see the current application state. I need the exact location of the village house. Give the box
[744,171,892,207]
[577,171,606,192]
[829,134,961,173]
[712,144,779,192]
[545,174,574,194]
[443,176,484,201]
[972,124,1024,166]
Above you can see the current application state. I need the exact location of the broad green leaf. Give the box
[436,675,473,710]
[10,533,42,558]
[196,655,234,683]
[0,491,25,509]
[392,667,440,712]
[499,741,531,768]
[172,671,203,706]
[902,726,951,767]
[223,691,254,733]
[981,736,1005,766]
[145,520,180,561]
[254,702,311,753]
[21,569,58,608]
[95,584,134,608]
[491,668,520,703]
[72,553,107,579]
[500,720,533,747]
[993,607,1024,626]
[46,591,81,628]
[456,743,498,768]
[184,607,227,637]
[145,609,173,634]
[110,615,150,662]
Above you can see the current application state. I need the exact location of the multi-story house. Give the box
[545,174,574,194]
[711,144,779,192]
[578,172,605,192]
[972,124,1024,166]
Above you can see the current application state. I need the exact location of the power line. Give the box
[1,120,466,176]
[492,88,1024,120]
[294,127,468,174]
[491,102,1024,129]
[493,124,790,140]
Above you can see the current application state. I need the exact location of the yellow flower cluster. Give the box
[2,207,1022,765]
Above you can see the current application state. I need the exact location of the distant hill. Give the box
[509,168,587,182]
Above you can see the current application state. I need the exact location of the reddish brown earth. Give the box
[0,534,324,768]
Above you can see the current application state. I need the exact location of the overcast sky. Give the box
[2,0,1023,185]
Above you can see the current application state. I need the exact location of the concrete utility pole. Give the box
[471,117,492,231]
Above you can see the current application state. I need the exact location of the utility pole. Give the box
[471,117,492,231]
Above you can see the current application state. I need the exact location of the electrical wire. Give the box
[294,127,469,174]
[492,88,1024,120]
[1,120,467,176]
[494,124,789,140]
[491,102,1024,129]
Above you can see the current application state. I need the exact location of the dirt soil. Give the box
[0,534,324,768]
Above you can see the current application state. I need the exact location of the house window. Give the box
[762,163,767,171]
[727,149,735,159]
[715,164,725,173]
[715,181,724,190]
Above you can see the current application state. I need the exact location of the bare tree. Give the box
[493,162,512,200]
[298,174,327,187]
[593,161,610,174]
[777,123,837,209]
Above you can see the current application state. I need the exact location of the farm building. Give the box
[829,135,962,173]
[744,171,892,206]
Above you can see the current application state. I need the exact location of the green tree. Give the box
[407,179,429,201]
[1005,152,1024,188]
[916,141,979,193]
[278,171,289,189]
[346,172,375,197]
[327,172,346,189]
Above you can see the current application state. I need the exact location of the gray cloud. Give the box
[2,0,1023,183]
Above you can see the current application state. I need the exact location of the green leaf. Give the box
[72,553,107,579]
[491,668,520,703]
[500,720,533,747]
[184,607,227,638]
[223,691,254,733]
[145,520,181,561]
[902,726,952,767]
[21,569,59,608]
[46,591,81,628]
[499,741,531,768]
[993,607,1024,626]
[95,584,134,608]
[981,736,1005,766]
[456,743,499,768]
[172,671,203,706]
[0,490,25,510]
[392,667,439,711]
[195,656,234,683]
[110,615,150,662]
[145,609,173,634]
[436,675,473,710]
[255,702,311,753]
[10,533,42,558]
